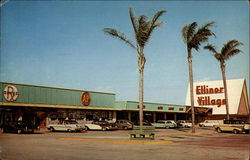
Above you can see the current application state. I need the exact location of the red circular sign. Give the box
[81,92,91,106]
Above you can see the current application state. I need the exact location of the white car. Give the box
[85,121,117,131]
[47,120,86,132]
[177,120,192,128]
[152,120,177,129]
[199,120,220,127]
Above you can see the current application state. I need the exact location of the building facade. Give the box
[1,81,230,129]
[0,82,117,128]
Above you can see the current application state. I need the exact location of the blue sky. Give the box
[0,1,249,105]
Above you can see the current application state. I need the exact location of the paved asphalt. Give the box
[0,128,249,160]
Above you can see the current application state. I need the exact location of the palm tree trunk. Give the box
[221,63,230,120]
[188,48,195,133]
[138,53,146,127]
[139,69,144,127]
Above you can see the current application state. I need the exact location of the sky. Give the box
[0,0,249,105]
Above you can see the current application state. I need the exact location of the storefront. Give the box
[114,101,207,123]
[0,81,216,129]
[0,82,117,128]
[186,78,249,121]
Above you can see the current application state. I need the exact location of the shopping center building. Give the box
[0,79,249,128]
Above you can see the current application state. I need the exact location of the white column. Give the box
[164,113,167,120]
[128,112,131,121]
[112,111,117,122]
[153,112,156,123]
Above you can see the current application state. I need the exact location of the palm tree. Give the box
[204,40,243,120]
[182,22,215,133]
[103,8,166,127]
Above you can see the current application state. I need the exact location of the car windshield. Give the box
[66,121,78,124]
[99,121,109,125]
[94,121,109,125]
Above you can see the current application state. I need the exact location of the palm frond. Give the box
[214,53,223,63]
[224,48,243,60]
[182,22,197,44]
[138,15,148,25]
[103,28,136,50]
[204,44,218,54]
[206,39,243,63]
[147,10,166,42]
[187,22,198,43]
[182,25,189,43]
[221,40,243,57]
[136,15,150,48]
[150,10,167,26]
[129,8,138,34]
[137,10,166,49]
[190,22,215,51]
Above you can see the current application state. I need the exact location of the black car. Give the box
[115,120,133,130]
[92,120,117,130]
[2,121,37,134]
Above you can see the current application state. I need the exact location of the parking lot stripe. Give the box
[155,131,216,137]
[57,138,174,145]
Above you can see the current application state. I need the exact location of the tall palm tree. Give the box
[103,8,166,127]
[204,40,243,120]
[182,22,215,133]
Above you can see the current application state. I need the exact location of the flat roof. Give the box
[0,81,115,95]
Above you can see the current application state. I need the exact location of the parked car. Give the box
[176,120,192,128]
[85,121,117,131]
[152,120,177,129]
[2,120,37,134]
[134,121,152,126]
[47,120,86,132]
[115,120,133,130]
[199,120,220,127]
[214,119,250,134]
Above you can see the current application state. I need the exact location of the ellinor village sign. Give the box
[196,85,226,107]
[186,79,249,116]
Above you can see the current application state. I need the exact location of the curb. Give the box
[155,131,216,137]
[57,137,174,145]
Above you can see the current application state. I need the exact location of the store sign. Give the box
[196,85,226,107]
[81,92,91,106]
[186,79,246,115]
[3,85,19,102]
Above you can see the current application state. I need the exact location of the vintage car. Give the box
[199,120,220,127]
[1,120,37,134]
[115,120,133,130]
[176,120,192,128]
[151,120,177,129]
[85,121,117,131]
[47,120,86,132]
[214,119,250,134]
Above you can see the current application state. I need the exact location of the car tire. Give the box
[216,127,222,133]
[81,127,87,132]
[49,127,55,132]
[68,129,72,133]
[201,125,205,127]
[124,126,128,130]
[102,128,107,131]
[165,126,170,129]
[233,129,239,134]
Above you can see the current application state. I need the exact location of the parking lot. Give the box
[0,128,249,160]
